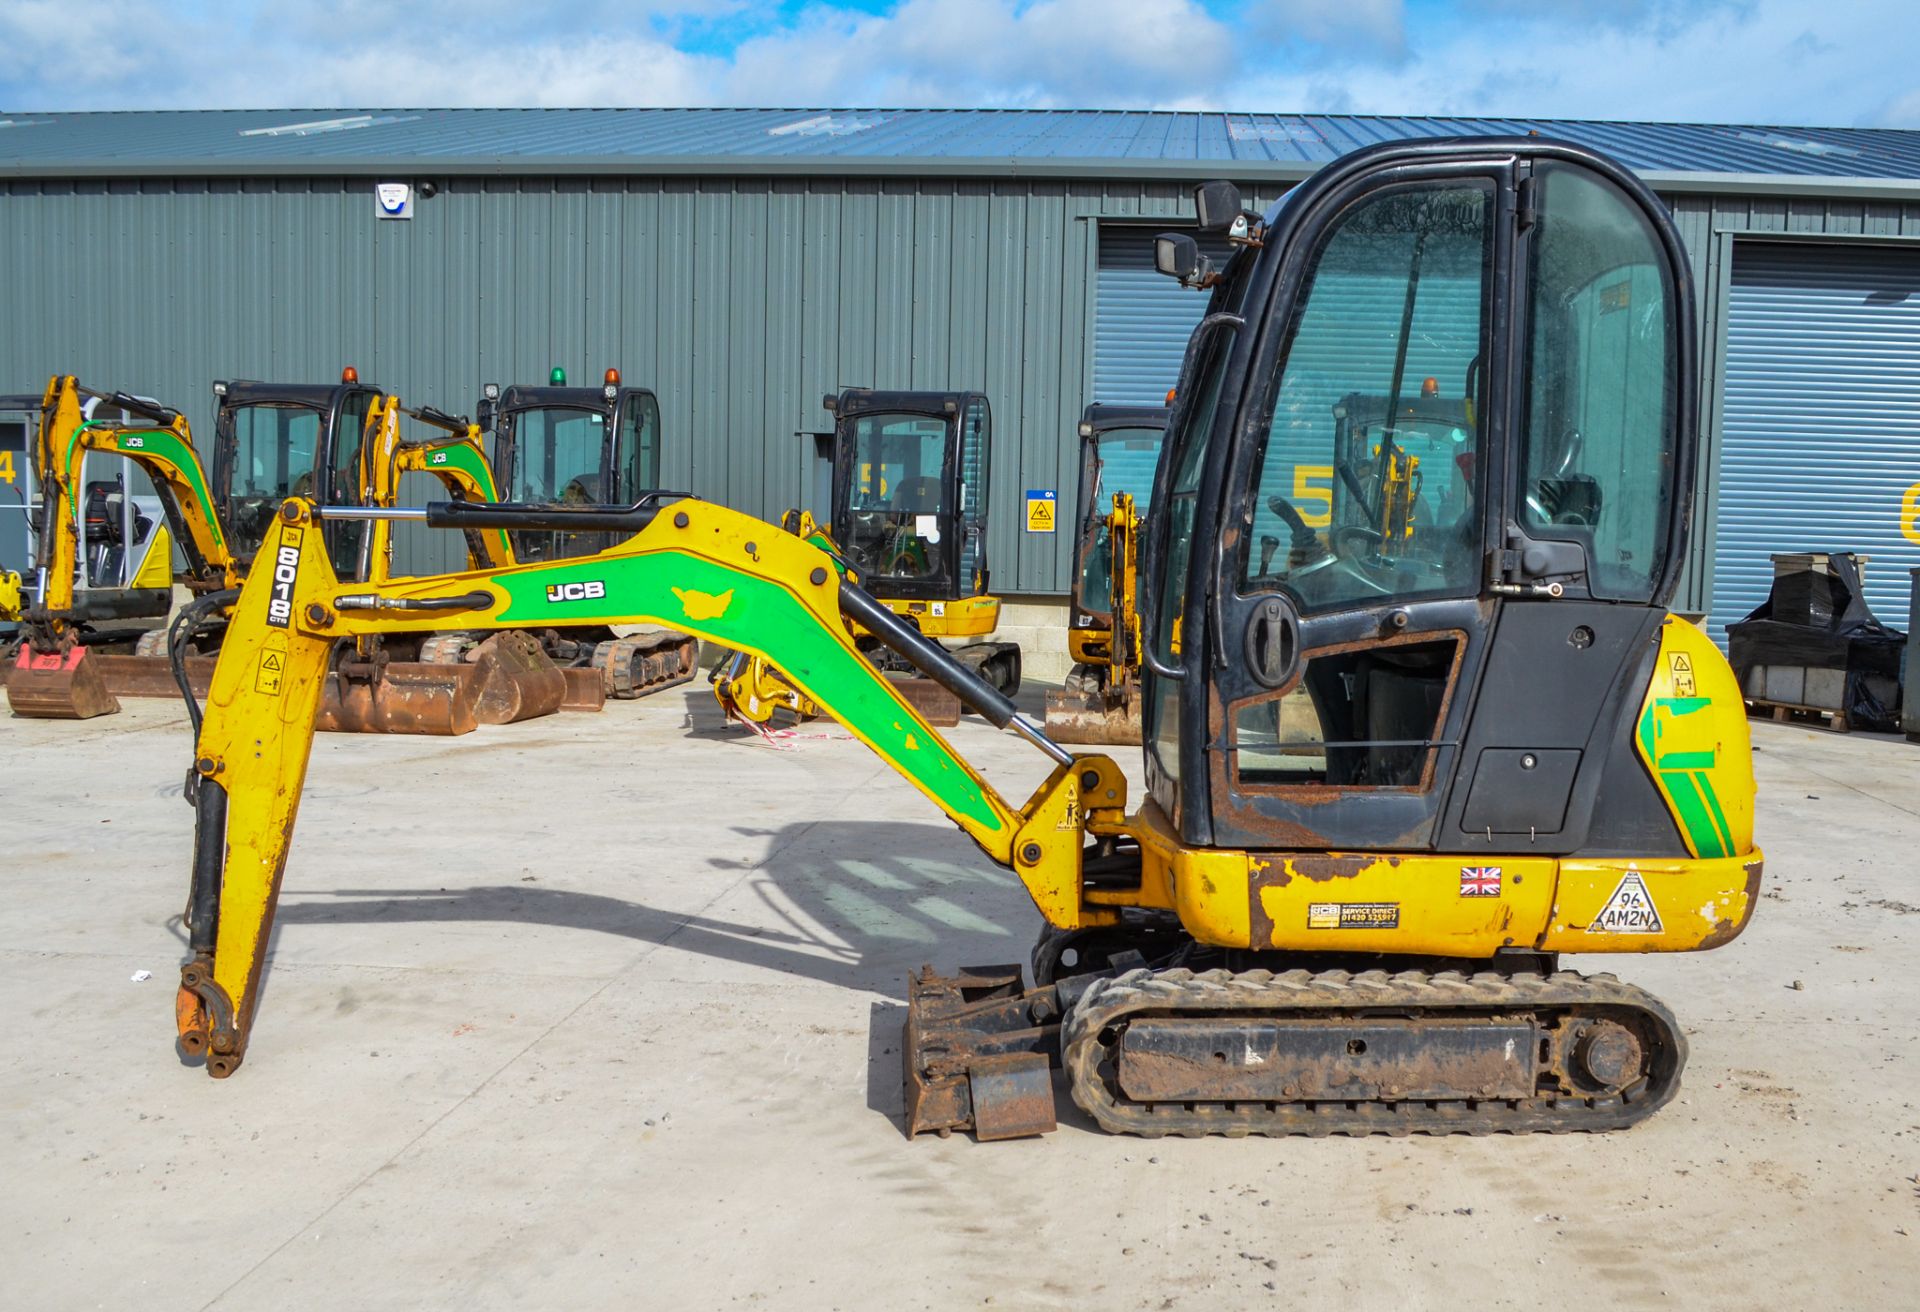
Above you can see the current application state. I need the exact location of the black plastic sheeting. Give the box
[1726,554,1907,732]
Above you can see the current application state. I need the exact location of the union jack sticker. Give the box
[1459,866,1502,897]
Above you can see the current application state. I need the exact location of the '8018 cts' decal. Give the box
[546,580,606,603]
[266,529,303,627]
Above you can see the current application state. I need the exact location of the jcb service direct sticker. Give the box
[1307,901,1400,930]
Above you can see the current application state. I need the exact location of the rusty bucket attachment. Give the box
[1043,685,1144,746]
[591,627,700,699]
[903,964,1068,1141]
[467,631,569,724]
[6,643,121,719]
[316,660,482,736]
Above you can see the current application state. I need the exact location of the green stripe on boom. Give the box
[492,550,1005,832]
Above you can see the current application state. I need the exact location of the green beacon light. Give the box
[549,366,567,385]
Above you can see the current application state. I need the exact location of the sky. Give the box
[0,0,1915,128]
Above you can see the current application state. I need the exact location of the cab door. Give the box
[1205,160,1510,852]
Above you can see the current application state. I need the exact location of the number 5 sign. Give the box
[1903,482,1920,546]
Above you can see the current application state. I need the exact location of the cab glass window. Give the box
[846,412,948,582]
[616,392,661,504]
[223,403,322,556]
[1520,165,1676,602]
[1240,182,1492,612]
[510,407,606,504]
[1075,427,1163,615]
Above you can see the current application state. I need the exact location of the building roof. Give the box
[3,108,1917,196]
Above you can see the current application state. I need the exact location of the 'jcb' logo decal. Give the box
[120,436,146,449]
[545,580,606,603]
[429,451,449,465]
[266,531,303,628]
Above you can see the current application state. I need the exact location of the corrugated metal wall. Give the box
[4,175,1917,607]
[0,175,1267,591]
[1665,192,1920,616]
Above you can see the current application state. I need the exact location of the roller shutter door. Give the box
[1711,243,1920,641]
[1093,227,1230,407]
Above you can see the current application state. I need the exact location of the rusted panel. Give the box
[968,1053,1058,1141]
[1116,1016,1539,1102]
[1698,858,1765,949]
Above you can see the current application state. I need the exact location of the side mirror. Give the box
[822,392,840,414]
[1154,232,1204,283]
[476,396,496,434]
[1194,180,1244,234]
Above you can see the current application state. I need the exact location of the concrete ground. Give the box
[3,690,1917,1311]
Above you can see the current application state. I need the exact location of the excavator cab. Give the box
[474,369,692,700]
[825,388,993,610]
[1044,404,1167,744]
[480,368,662,563]
[1066,406,1165,639]
[1145,143,1709,864]
[211,371,380,576]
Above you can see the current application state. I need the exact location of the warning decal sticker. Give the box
[254,648,285,696]
[1668,651,1696,697]
[1588,870,1663,935]
[1308,902,1400,930]
[1025,489,1056,533]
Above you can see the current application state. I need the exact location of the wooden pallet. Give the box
[1746,697,1850,733]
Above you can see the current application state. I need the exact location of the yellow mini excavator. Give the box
[3,373,561,732]
[1044,403,1166,745]
[169,138,1761,1145]
[467,367,697,699]
[711,387,1020,727]
[4,380,238,717]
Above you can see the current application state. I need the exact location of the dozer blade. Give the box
[93,654,215,699]
[1043,686,1144,745]
[902,965,1063,1141]
[315,663,481,736]
[467,631,568,724]
[890,676,960,727]
[591,627,700,700]
[6,645,120,719]
[560,666,607,712]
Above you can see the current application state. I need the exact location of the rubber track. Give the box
[1062,967,1686,1138]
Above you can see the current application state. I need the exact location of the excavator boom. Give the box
[177,492,1109,1075]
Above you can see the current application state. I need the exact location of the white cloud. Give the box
[0,0,1911,127]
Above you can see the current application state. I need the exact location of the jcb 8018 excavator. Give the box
[470,367,697,699]
[171,138,1760,1145]
[1044,404,1166,745]
[711,387,1021,727]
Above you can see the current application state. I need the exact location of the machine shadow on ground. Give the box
[270,818,1043,1000]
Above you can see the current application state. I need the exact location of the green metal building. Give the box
[2,108,1918,663]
